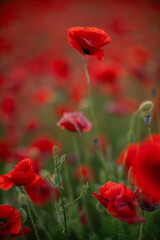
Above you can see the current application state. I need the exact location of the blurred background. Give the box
[0,0,160,148]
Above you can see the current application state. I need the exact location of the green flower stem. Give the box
[83,57,108,178]
[84,56,99,138]
[72,134,81,165]
[21,186,52,240]
[64,160,73,201]
[21,187,40,240]
[146,125,152,141]
[117,220,125,240]
[138,211,144,240]
[56,167,69,240]
[123,111,139,166]
[136,114,141,142]
[64,182,88,210]
[72,133,86,190]
[127,111,139,146]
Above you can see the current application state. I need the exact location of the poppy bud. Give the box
[39,169,50,179]
[19,208,27,223]
[139,100,153,113]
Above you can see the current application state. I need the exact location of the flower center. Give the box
[0,218,8,226]
[82,48,90,55]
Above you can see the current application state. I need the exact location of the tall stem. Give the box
[138,211,144,240]
[84,57,99,138]
[117,220,125,240]
[21,187,40,240]
[64,160,73,201]
[56,169,69,239]
[83,57,108,178]
[21,186,51,240]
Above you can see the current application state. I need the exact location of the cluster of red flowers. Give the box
[93,181,145,224]
[0,0,160,238]
[117,134,160,203]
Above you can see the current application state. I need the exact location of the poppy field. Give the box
[0,0,160,239]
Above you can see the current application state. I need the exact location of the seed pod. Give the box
[139,100,153,113]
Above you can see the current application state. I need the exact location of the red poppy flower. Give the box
[132,142,160,202]
[26,118,39,132]
[57,112,92,136]
[91,62,121,85]
[49,58,69,79]
[143,134,160,145]
[30,135,60,155]
[1,94,16,116]
[74,164,96,182]
[93,181,145,224]
[11,226,31,240]
[117,143,138,171]
[0,205,22,236]
[135,189,158,212]
[25,177,59,206]
[0,139,11,162]
[68,27,111,60]
[105,97,138,116]
[0,158,40,190]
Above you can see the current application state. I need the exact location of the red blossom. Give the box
[0,205,22,236]
[25,177,59,206]
[0,139,11,162]
[132,142,160,202]
[117,143,138,171]
[93,181,145,224]
[135,189,158,212]
[105,97,138,116]
[1,94,16,116]
[11,226,31,240]
[68,27,111,60]
[57,112,92,136]
[30,136,60,155]
[74,164,96,182]
[0,158,40,190]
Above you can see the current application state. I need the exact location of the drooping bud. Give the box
[19,208,27,223]
[39,169,50,179]
[139,100,153,113]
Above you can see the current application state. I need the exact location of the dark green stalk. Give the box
[21,187,40,240]
[56,168,69,239]
[21,186,51,240]
[117,220,125,240]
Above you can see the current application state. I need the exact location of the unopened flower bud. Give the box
[19,208,27,223]
[139,100,153,113]
[39,169,50,179]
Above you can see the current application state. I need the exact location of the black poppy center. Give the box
[0,218,8,226]
[82,48,90,55]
